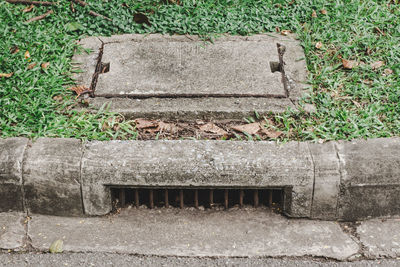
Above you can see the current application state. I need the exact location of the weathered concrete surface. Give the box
[309,142,340,220]
[71,37,102,89]
[95,34,288,97]
[81,140,314,217]
[357,218,400,258]
[87,97,297,120]
[4,252,400,267]
[336,138,400,221]
[28,209,358,260]
[0,138,28,212]
[0,212,25,250]
[97,34,308,99]
[23,138,83,216]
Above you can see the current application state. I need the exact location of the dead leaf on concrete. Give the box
[0,73,13,78]
[68,85,92,97]
[231,122,261,135]
[260,129,283,139]
[342,58,358,69]
[134,118,158,129]
[370,61,384,70]
[199,123,228,136]
[49,239,63,253]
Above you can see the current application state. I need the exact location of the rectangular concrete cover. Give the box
[96,36,285,97]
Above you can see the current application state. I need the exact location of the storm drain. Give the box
[111,187,284,211]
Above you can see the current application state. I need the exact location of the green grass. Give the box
[1,0,399,141]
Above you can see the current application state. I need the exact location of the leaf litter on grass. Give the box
[1,0,399,141]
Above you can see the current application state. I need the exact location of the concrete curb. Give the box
[1,137,399,220]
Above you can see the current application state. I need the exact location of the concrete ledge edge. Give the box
[1,137,399,221]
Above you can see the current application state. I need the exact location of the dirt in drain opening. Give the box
[127,118,285,141]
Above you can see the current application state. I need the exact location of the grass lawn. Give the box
[1,0,399,141]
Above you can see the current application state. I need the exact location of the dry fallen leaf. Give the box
[231,122,261,135]
[320,9,328,15]
[370,61,384,70]
[342,58,358,69]
[280,30,291,36]
[49,239,63,253]
[41,62,50,69]
[312,10,317,18]
[24,50,30,59]
[68,85,92,97]
[157,121,180,134]
[374,27,385,36]
[0,73,13,78]
[53,95,63,101]
[133,12,151,26]
[23,4,34,13]
[199,123,228,136]
[134,118,158,129]
[383,68,393,75]
[261,129,283,139]
[27,63,37,70]
[315,42,323,49]
[10,46,19,54]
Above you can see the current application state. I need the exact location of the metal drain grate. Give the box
[111,187,284,210]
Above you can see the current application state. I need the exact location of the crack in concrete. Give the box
[89,38,105,97]
[21,214,35,252]
[20,140,32,215]
[306,143,316,218]
[339,222,367,260]
[78,140,86,215]
[333,142,343,219]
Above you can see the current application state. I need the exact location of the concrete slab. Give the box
[95,35,285,97]
[0,212,25,250]
[28,209,358,260]
[357,219,400,258]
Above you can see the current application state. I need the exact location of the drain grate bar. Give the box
[111,187,284,211]
[165,189,169,208]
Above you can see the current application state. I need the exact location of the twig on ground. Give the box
[70,1,75,12]
[25,9,53,23]
[70,0,112,21]
[6,0,57,6]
